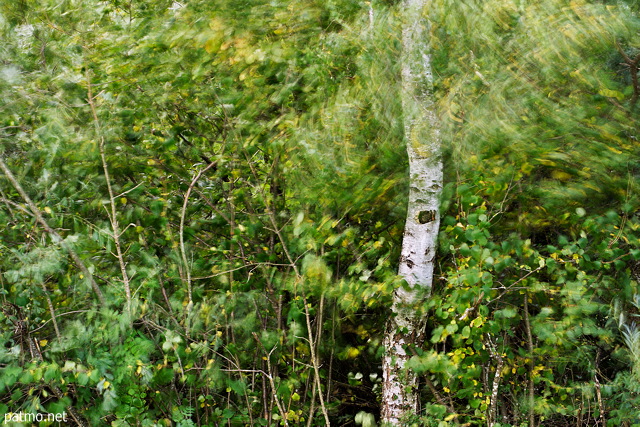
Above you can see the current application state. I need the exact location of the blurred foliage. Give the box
[0,0,639,425]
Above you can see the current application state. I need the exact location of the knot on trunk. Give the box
[417,210,436,224]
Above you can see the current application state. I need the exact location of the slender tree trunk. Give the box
[381,0,442,424]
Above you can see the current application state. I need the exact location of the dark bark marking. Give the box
[400,256,415,269]
[418,210,436,224]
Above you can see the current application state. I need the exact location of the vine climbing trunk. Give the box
[381,0,442,424]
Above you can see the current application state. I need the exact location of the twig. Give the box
[301,292,330,426]
[488,174,516,223]
[40,282,61,341]
[459,291,485,321]
[594,373,606,426]
[594,349,606,426]
[491,265,544,304]
[0,188,16,219]
[424,375,457,417]
[86,71,131,309]
[615,42,640,108]
[99,138,132,308]
[523,294,535,427]
[30,310,91,333]
[191,262,291,280]
[180,161,217,311]
[307,294,325,426]
[252,334,289,426]
[114,182,143,199]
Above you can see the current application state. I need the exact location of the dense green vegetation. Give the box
[0,0,639,425]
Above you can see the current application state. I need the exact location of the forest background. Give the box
[1,0,640,426]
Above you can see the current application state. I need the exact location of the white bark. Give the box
[381,0,442,423]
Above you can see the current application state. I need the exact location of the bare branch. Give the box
[0,157,105,306]
[86,70,131,309]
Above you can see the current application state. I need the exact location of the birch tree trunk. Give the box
[381,0,442,423]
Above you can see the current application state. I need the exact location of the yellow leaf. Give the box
[598,88,624,100]
[520,162,534,174]
[551,170,572,181]
[447,108,464,123]
[606,146,623,154]
[204,37,221,54]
